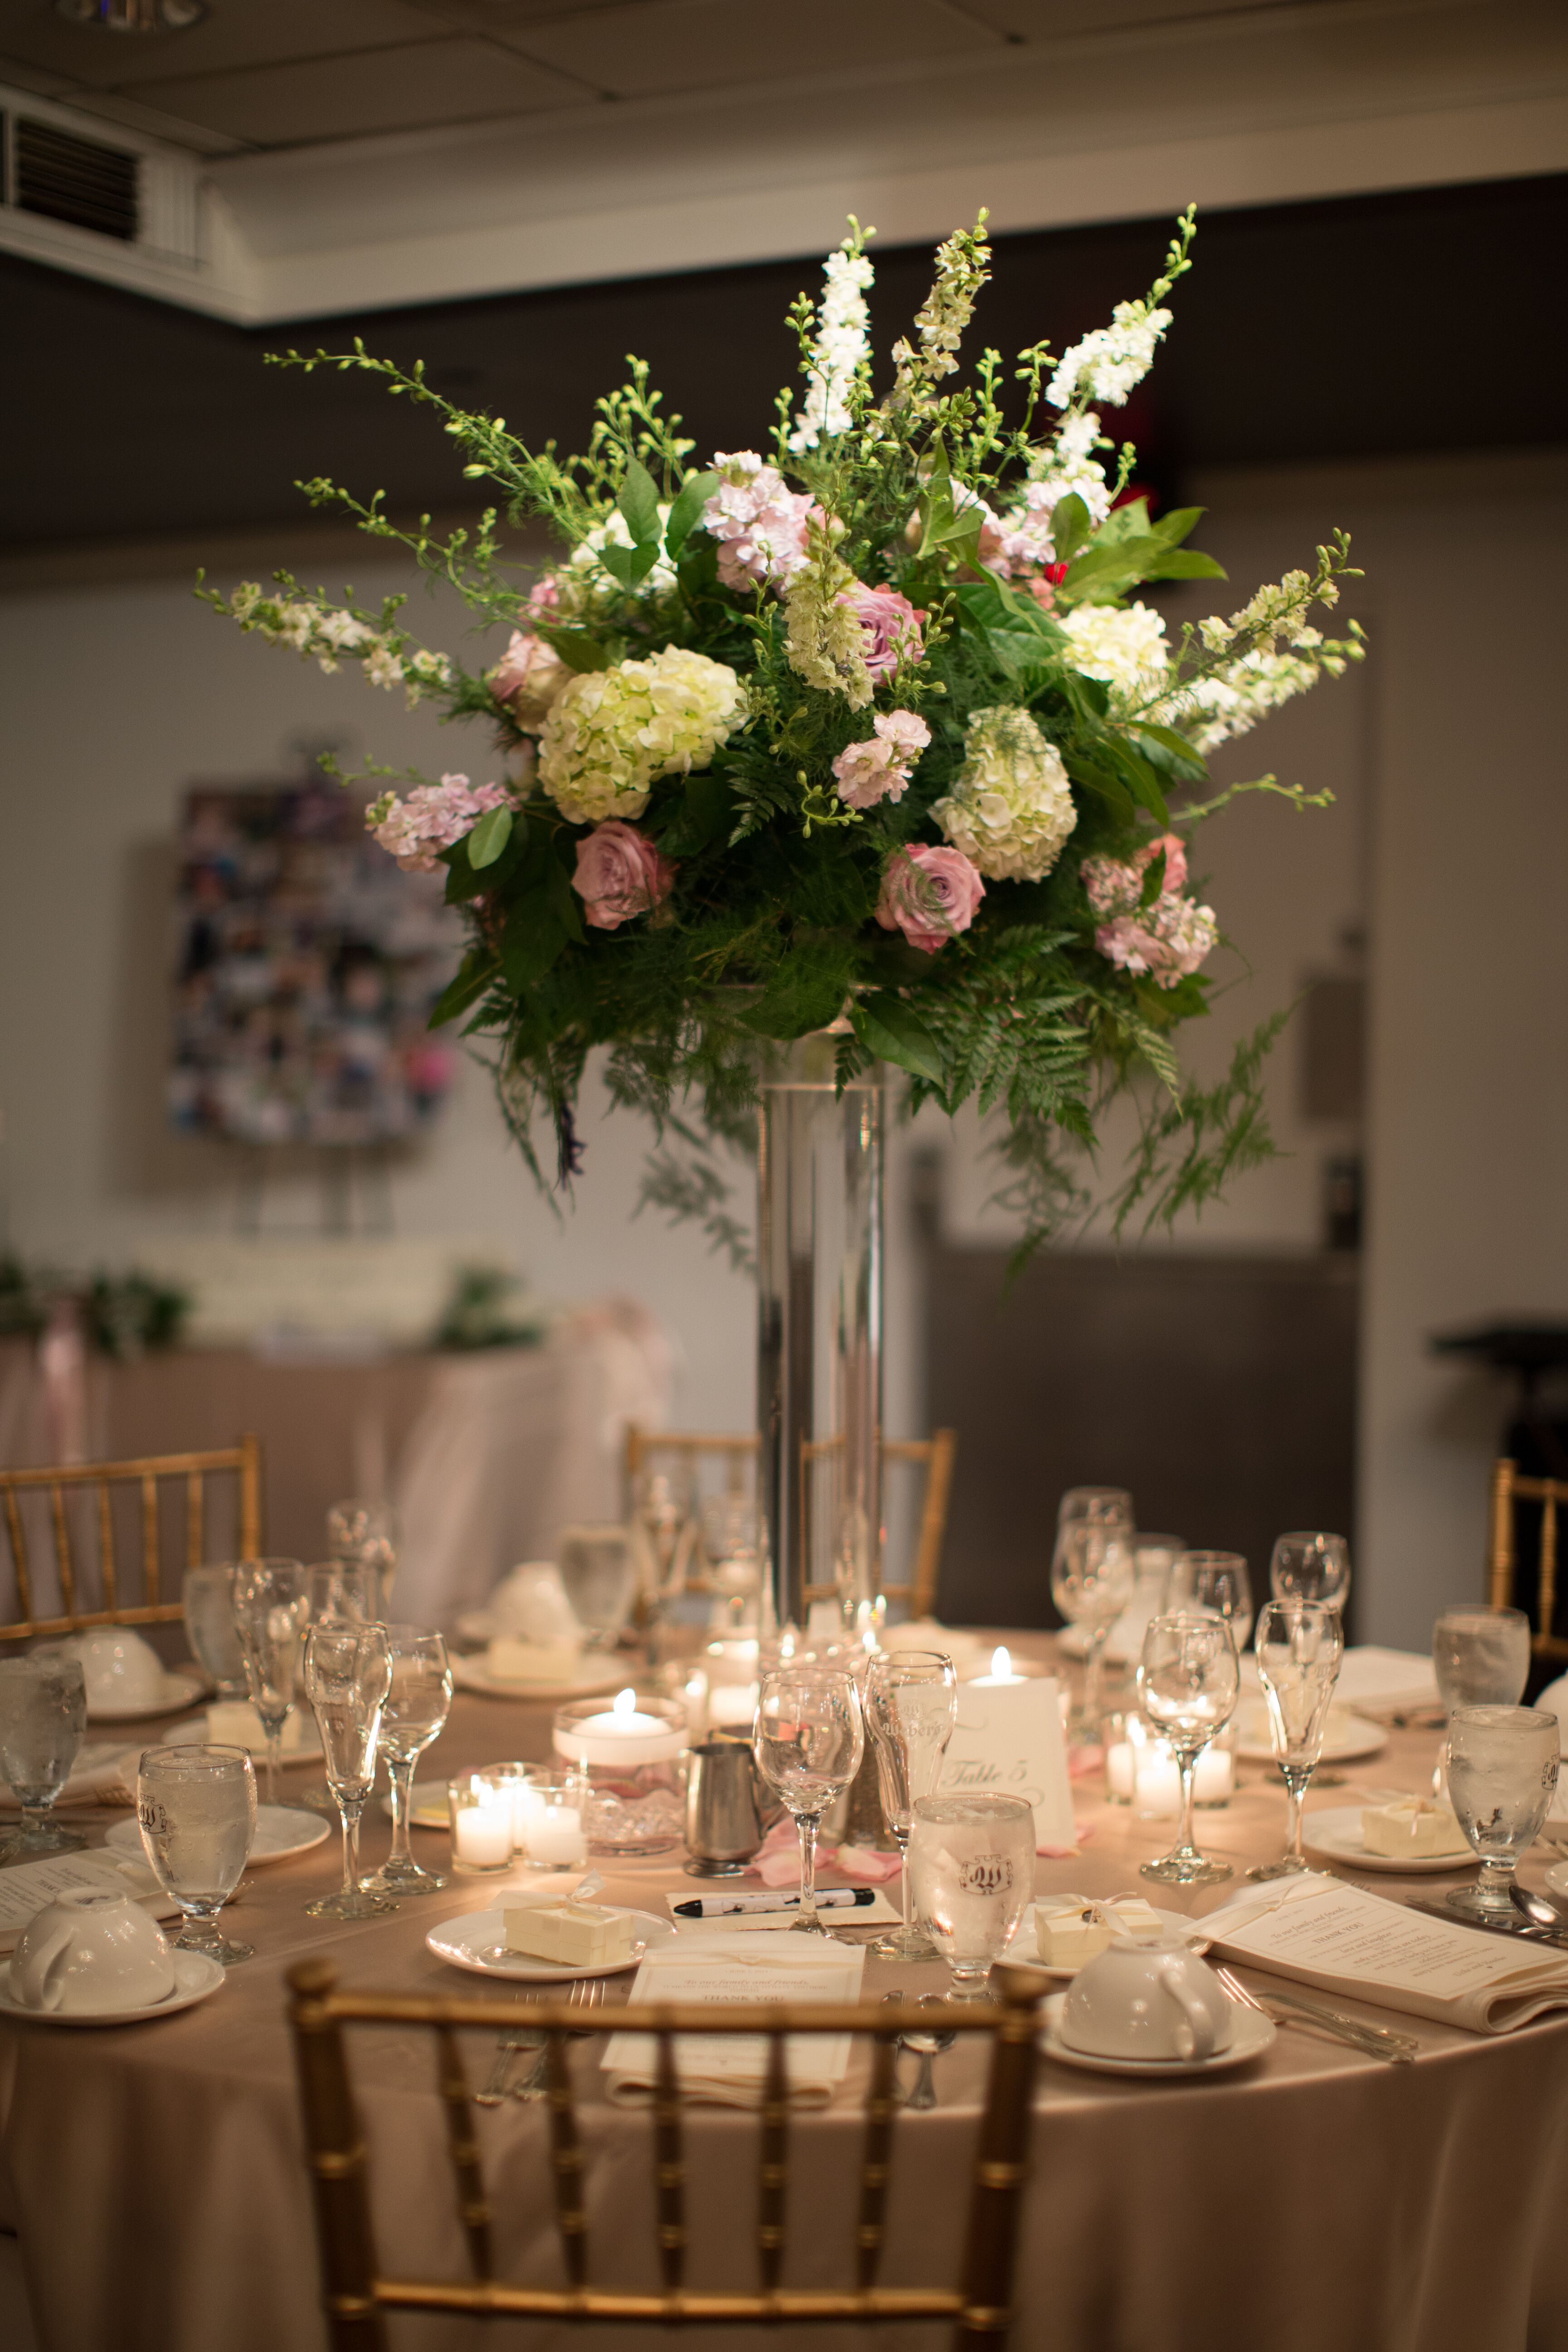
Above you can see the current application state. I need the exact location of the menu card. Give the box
[1207,1874,1568,2034]
[939,1677,1076,1852]
[0,1850,177,1953]
[602,1933,867,2108]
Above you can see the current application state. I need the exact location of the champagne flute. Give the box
[358,1627,452,1896]
[1247,1598,1343,1879]
[864,1651,958,1960]
[137,1742,257,1966]
[231,1558,309,1807]
[1166,1551,1253,1651]
[181,1564,248,1699]
[0,1654,88,1857]
[1137,1612,1240,1886]
[753,1668,863,1935]
[1269,1531,1352,1613]
[1052,1487,1136,1743]
[303,1622,395,1920]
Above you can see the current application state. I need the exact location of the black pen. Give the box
[673,1887,878,1919]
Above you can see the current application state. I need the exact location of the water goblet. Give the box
[358,1627,453,1896]
[1246,1598,1344,1880]
[137,1742,256,1965]
[906,1793,1036,2000]
[181,1564,248,1699]
[231,1558,310,1806]
[1445,1704,1560,1920]
[306,1561,382,1627]
[303,1622,396,1919]
[1166,1551,1254,1652]
[863,1651,959,1960]
[701,1495,762,1631]
[753,1667,863,1935]
[1137,1612,1240,1886]
[1269,1531,1352,1614]
[630,1465,698,1654]
[0,1653,88,1857]
[325,1498,399,1615]
[1431,1606,1531,1794]
[1052,1486,1137,1743]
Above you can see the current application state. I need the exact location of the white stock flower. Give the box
[537,647,747,825]
[931,706,1077,882]
[1049,301,1172,410]
[316,608,372,652]
[1061,602,1170,701]
[789,240,875,454]
[364,644,404,690]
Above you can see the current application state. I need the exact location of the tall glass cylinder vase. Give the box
[757,1036,884,1641]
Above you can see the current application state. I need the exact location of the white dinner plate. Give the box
[1039,1992,1275,2077]
[88,1668,209,1724]
[427,1905,677,1982]
[450,1655,628,1704]
[1014,1905,1211,1983]
[104,1803,330,1869]
[1302,1806,1474,1875]
[163,1715,325,1767]
[1234,1708,1388,1765]
[0,1947,225,2027]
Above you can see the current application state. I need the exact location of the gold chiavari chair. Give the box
[288,1958,1043,2352]
[622,1426,958,1620]
[1487,1456,1568,1661]
[0,1435,262,1645]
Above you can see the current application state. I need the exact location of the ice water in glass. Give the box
[1446,1703,1559,1919]
[182,1565,248,1699]
[137,1741,256,1965]
[908,1792,1035,1999]
[0,1654,88,1857]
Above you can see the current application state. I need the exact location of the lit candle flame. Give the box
[991,1646,1011,1680]
[612,1686,637,1716]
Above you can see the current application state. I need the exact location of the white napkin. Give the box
[601,1933,866,2107]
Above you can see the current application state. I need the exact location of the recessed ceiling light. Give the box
[54,0,208,30]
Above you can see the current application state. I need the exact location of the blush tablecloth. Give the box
[4,1643,1568,2352]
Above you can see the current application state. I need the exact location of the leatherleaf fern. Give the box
[201,207,1364,1262]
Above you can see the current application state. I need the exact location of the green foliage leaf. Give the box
[597,538,661,589]
[501,889,567,992]
[466,805,513,868]
[664,469,720,557]
[617,456,662,547]
[1048,492,1093,562]
[537,626,614,673]
[429,951,498,1029]
[851,994,945,1085]
[1099,737,1169,825]
[1143,549,1228,581]
[1132,723,1208,781]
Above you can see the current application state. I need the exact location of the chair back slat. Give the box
[544,2030,589,2289]
[756,2030,789,2293]
[855,2031,900,2290]
[954,1967,1040,2352]
[289,1960,390,2352]
[653,2029,686,2295]
[0,1439,262,1642]
[433,2024,492,2278]
[1542,1491,1559,1646]
[1485,1457,1568,1659]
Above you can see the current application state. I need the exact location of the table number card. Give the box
[938,1676,1076,1850]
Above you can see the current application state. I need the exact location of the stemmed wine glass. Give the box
[1270,1532,1352,1614]
[302,1622,395,1920]
[1247,1598,1344,1880]
[231,1558,310,1807]
[753,1667,863,1935]
[358,1627,453,1897]
[629,1465,698,1658]
[181,1564,248,1699]
[863,1651,959,1960]
[1166,1551,1253,1651]
[1446,1704,1560,1921]
[1052,1487,1137,1743]
[0,1654,88,1857]
[307,1562,381,1627]
[1431,1606,1530,1796]
[137,1742,257,1966]
[1137,1611,1240,1886]
[326,1499,400,1617]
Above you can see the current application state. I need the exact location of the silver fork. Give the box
[1215,1965,1417,2065]
[514,1977,603,2099]
[475,2021,543,2108]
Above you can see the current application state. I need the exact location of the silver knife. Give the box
[1404,1899,1568,1950]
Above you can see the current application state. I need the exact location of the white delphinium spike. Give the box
[789,229,877,455]
[886,215,991,416]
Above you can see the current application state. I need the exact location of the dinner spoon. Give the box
[1509,1882,1568,1933]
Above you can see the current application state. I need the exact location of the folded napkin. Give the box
[601,1933,867,2108]
[0,1744,139,1814]
[0,1849,180,1954]
[1206,1872,1568,2035]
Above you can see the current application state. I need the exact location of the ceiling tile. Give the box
[58,87,246,150]
[0,0,452,91]
[130,36,596,145]
[0,53,77,96]
[946,0,1341,33]
[510,0,998,95]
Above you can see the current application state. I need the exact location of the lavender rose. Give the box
[489,628,570,730]
[875,843,985,954]
[840,584,925,682]
[571,820,676,931]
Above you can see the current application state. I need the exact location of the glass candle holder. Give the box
[553,1689,688,1856]
[447,1770,515,1875]
[523,1770,590,1870]
[1194,1723,1237,1809]
[485,1759,548,1853]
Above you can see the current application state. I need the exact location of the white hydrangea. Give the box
[537,647,747,825]
[931,706,1077,882]
[789,239,875,454]
[1049,301,1172,411]
[1061,602,1170,701]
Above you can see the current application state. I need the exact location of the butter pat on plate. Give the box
[503,1903,637,1968]
[1360,1799,1469,1858]
[1034,1894,1165,1968]
[485,1638,583,1686]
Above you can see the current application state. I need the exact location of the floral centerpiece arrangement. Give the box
[205,209,1362,1261]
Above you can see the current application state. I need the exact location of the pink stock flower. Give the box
[831,710,932,809]
[840,584,925,681]
[525,578,560,618]
[1082,832,1188,915]
[571,820,676,931]
[875,843,985,954]
[368,774,511,872]
[701,452,818,592]
[1081,833,1215,988]
[488,629,570,729]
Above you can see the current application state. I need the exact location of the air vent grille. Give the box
[15,116,138,241]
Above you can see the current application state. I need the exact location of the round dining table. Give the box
[4,1635,1568,2352]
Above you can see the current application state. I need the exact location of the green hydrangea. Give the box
[537,648,748,824]
[931,706,1077,881]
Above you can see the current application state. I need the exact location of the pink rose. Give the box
[488,629,569,730]
[571,821,676,931]
[832,710,932,810]
[875,843,985,954]
[839,585,925,681]
[525,578,560,618]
